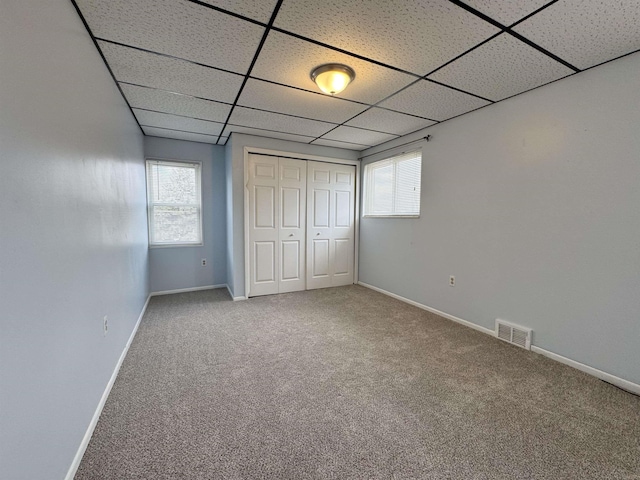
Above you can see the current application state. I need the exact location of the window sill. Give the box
[149,243,204,249]
[363,215,420,219]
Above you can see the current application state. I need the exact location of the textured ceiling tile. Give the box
[322,126,398,146]
[513,0,640,69]
[98,41,243,103]
[274,0,499,75]
[121,84,231,122]
[76,0,264,73]
[251,31,416,104]
[429,34,574,101]
[133,109,224,136]
[310,138,370,150]
[463,0,552,26]
[237,79,367,124]
[229,106,335,137]
[143,126,219,144]
[197,0,279,22]
[222,125,315,143]
[377,80,490,121]
[345,108,436,135]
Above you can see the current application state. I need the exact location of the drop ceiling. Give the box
[73,0,640,151]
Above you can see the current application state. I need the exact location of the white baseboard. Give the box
[226,284,247,301]
[530,346,640,395]
[150,284,226,296]
[357,281,495,336]
[357,281,640,396]
[64,294,151,480]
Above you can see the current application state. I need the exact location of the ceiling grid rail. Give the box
[71,0,640,149]
[69,0,145,134]
[216,0,286,144]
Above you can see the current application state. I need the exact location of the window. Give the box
[363,150,421,217]
[146,160,202,246]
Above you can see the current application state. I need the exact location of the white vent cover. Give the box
[495,319,532,350]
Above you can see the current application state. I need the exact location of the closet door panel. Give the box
[331,164,356,287]
[311,238,330,278]
[333,238,351,276]
[281,241,300,280]
[307,162,333,289]
[278,157,307,294]
[307,161,355,289]
[254,241,276,283]
[254,186,275,227]
[248,154,279,296]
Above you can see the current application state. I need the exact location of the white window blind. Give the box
[146,160,202,246]
[364,150,421,217]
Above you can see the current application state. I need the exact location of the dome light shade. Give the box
[310,64,355,95]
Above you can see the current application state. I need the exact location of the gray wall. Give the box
[145,137,227,292]
[0,1,149,479]
[359,52,640,386]
[225,134,360,298]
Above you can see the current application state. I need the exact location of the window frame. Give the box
[362,149,422,218]
[145,158,204,248]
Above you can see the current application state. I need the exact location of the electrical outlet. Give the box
[449,276,455,287]
[201,258,207,267]
[103,315,108,336]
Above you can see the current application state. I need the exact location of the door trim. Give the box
[244,147,360,298]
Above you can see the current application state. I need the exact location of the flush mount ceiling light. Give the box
[310,64,355,95]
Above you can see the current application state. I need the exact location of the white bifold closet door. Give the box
[306,160,356,290]
[248,154,307,296]
[248,154,355,297]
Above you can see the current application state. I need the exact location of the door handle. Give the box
[316,232,320,236]
[289,234,294,237]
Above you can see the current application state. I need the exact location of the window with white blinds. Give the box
[363,150,422,217]
[146,160,202,246]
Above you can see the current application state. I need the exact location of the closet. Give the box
[247,153,356,297]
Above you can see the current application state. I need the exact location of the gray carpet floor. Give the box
[76,285,640,479]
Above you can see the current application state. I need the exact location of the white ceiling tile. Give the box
[76,0,640,146]
[237,79,367,124]
[229,106,335,137]
[462,0,552,26]
[143,126,219,144]
[76,0,264,73]
[98,41,243,103]
[222,125,315,143]
[345,108,436,135]
[310,139,369,150]
[429,34,574,101]
[251,31,417,105]
[513,0,640,69]
[197,0,279,23]
[322,126,397,146]
[274,0,499,75]
[377,80,490,121]
[121,84,231,122]
[133,109,224,136]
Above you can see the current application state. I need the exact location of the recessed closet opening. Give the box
[243,149,360,298]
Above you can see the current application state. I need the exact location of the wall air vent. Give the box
[495,319,532,350]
